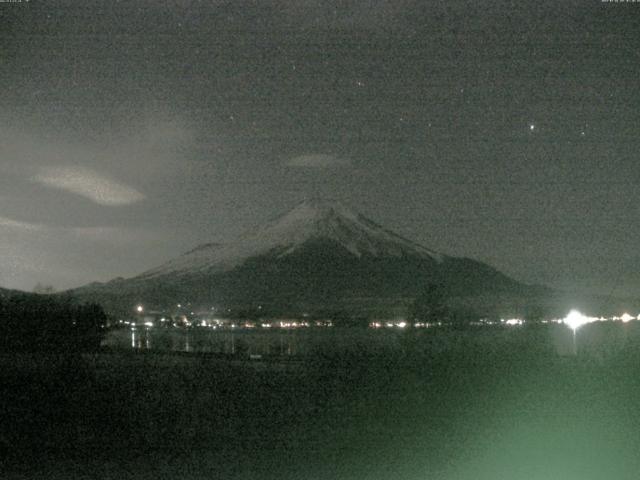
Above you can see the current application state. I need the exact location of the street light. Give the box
[136,305,144,313]
[563,310,589,354]
[620,313,634,323]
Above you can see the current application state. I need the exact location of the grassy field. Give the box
[3,323,640,479]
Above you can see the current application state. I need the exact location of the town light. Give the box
[620,313,634,323]
[136,305,144,313]
[564,309,592,355]
[563,310,589,331]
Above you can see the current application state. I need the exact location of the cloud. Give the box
[286,154,351,169]
[0,216,43,232]
[33,166,145,206]
[70,226,158,245]
[0,215,154,245]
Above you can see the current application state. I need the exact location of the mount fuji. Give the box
[140,198,444,279]
[70,199,541,317]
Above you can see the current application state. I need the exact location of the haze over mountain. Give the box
[69,199,556,318]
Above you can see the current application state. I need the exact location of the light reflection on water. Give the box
[104,326,412,357]
[103,322,640,358]
[107,327,317,356]
[130,329,149,349]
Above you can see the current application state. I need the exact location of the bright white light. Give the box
[529,124,535,131]
[564,310,590,331]
[620,313,634,323]
[504,318,523,326]
[136,305,143,313]
[397,322,407,328]
[144,321,153,328]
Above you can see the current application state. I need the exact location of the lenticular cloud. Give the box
[33,166,145,206]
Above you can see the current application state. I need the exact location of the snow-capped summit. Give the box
[139,198,443,279]
[260,198,442,259]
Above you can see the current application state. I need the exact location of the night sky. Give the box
[1,0,639,295]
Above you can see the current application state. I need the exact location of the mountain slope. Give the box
[70,199,537,316]
[139,199,443,280]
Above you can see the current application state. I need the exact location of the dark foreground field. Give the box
[3,324,640,479]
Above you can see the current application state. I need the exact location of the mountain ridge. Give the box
[137,198,444,280]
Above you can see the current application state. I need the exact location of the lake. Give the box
[102,320,640,359]
[103,325,411,357]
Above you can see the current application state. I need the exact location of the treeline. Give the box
[0,294,107,353]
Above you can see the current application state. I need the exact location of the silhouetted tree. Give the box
[0,293,106,353]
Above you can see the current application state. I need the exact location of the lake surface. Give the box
[103,326,409,357]
[102,321,640,358]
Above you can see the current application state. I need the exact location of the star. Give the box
[581,123,588,137]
